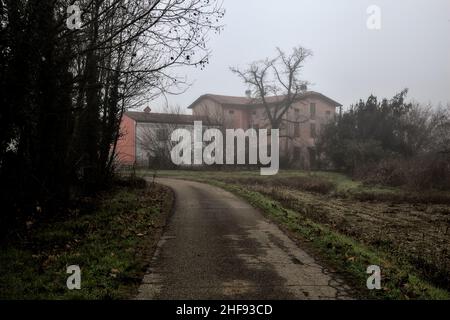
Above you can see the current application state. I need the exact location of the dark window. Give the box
[252,110,257,115]
[310,103,316,118]
[326,110,331,116]
[293,147,301,161]
[157,128,167,141]
[294,123,300,137]
[308,147,317,169]
[310,123,316,138]
[228,110,234,115]
[294,109,300,114]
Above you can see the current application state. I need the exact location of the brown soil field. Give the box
[242,183,450,289]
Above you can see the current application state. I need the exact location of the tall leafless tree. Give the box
[0,0,224,226]
[137,105,186,169]
[231,46,312,130]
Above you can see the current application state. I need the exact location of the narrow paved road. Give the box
[136,178,352,299]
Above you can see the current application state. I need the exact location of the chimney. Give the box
[144,106,151,113]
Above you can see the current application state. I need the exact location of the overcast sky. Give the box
[151,0,450,112]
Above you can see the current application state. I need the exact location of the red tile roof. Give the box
[124,111,218,125]
[187,91,342,109]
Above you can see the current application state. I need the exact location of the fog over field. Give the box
[153,0,450,111]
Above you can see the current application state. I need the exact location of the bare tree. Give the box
[0,0,225,224]
[137,105,186,169]
[231,46,312,129]
[430,104,450,156]
[67,0,225,184]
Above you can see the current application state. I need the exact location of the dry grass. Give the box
[246,184,450,290]
[219,176,335,194]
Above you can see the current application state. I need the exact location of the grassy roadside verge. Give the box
[0,180,174,299]
[154,172,449,300]
[214,181,449,300]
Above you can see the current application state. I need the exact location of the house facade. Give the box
[188,91,342,168]
[116,110,214,167]
[116,91,341,169]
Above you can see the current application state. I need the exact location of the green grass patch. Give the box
[0,182,173,299]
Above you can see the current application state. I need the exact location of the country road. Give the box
[135,178,352,299]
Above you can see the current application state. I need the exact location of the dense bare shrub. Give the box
[357,153,450,191]
[355,158,409,187]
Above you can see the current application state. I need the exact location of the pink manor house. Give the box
[116,91,342,169]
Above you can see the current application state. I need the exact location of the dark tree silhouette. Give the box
[0,0,224,231]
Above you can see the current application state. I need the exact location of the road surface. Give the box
[136,178,352,299]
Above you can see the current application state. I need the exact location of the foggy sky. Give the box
[152,0,450,112]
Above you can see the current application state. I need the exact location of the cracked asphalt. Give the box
[135,178,353,300]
